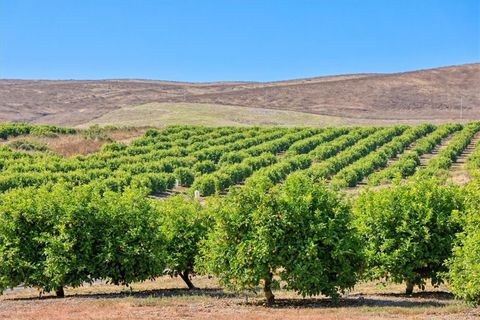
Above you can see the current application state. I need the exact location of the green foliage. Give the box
[0,123,75,140]
[0,184,96,293]
[9,139,49,152]
[447,179,480,305]
[354,177,463,293]
[102,142,127,152]
[191,175,216,196]
[193,160,216,175]
[197,173,362,303]
[90,187,166,285]
[418,122,480,177]
[331,124,434,187]
[81,125,114,141]
[286,128,348,154]
[174,167,195,187]
[466,140,480,175]
[219,151,249,164]
[130,173,176,194]
[368,124,461,185]
[0,184,166,294]
[307,126,406,182]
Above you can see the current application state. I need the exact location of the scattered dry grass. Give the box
[0,127,146,157]
[1,277,477,320]
[44,135,105,157]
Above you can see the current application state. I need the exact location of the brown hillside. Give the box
[0,63,479,126]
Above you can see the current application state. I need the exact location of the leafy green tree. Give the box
[0,184,98,297]
[90,187,167,286]
[156,195,210,289]
[354,177,463,294]
[0,184,166,297]
[447,179,480,305]
[174,167,195,187]
[191,175,216,196]
[193,160,216,175]
[197,173,362,304]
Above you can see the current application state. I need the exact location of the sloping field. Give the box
[82,102,344,127]
[1,63,479,126]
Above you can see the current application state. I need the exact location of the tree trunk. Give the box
[179,271,196,290]
[405,280,414,295]
[55,286,65,298]
[263,272,275,306]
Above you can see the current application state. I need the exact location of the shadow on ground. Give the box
[8,287,454,309]
[376,291,455,301]
[8,287,236,301]
[248,294,449,309]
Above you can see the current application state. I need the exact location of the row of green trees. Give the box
[330,124,434,187]
[3,124,477,199]
[367,123,461,185]
[0,127,313,195]
[467,140,480,174]
[416,122,480,177]
[306,126,405,181]
[0,184,207,297]
[0,123,76,140]
[0,174,478,306]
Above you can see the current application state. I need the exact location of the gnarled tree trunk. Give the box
[179,271,196,290]
[263,272,275,305]
[405,280,414,295]
[55,286,65,298]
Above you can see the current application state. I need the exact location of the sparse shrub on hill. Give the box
[354,177,463,294]
[81,125,113,141]
[197,173,362,304]
[9,139,49,152]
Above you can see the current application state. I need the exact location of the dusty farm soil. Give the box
[1,277,478,320]
[1,63,479,127]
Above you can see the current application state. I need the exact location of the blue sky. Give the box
[1,0,479,81]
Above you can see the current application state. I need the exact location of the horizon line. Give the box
[1,61,478,84]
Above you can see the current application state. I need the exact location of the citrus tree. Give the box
[89,187,166,286]
[156,195,210,289]
[197,173,362,304]
[354,177,463,294]
[0,184,98,297]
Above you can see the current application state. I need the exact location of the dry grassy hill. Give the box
[1,63,479,127]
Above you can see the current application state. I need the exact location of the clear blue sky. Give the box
[1,0,479,81]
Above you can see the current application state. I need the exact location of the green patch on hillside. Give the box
[83,102,344,127]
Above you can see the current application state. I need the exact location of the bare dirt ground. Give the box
[1,63,479,127]
[1,277,478,320]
